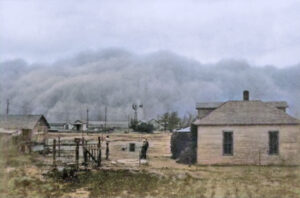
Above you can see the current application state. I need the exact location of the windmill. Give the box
[132,103,143,121]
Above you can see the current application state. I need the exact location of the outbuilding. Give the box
[0,114,50,143]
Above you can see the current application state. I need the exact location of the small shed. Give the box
[0,114,50,143]
[73,120,87,131]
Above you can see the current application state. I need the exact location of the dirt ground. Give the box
[1,131,300,198]
[47,131,172,168]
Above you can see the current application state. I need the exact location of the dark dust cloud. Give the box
[1,49,300,122]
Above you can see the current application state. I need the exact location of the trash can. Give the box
[129,143,135,152]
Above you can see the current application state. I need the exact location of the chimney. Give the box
[243,90,249,101]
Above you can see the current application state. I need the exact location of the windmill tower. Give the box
[138,104,143,120]
[132,103,143,121]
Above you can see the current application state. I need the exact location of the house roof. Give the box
[0,115,50,130]
[265,101,288,108]
[73,120,86,124]
[196,102,224,109]
[196,101,288,109]
[194,100,300,126]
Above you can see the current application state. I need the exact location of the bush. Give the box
[136,122,154,133]
[130,120,154,133]
[170,124,197,164]
[177,143,196,164]
[170,132,191,159]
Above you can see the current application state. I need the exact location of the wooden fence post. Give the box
[82,138,87,167]
[97,137,101,167]
[28,141,32,154]
[87,144,90,162]
[75,138,80,170]
[58,136,61,157]
[91,147,94,159]
[43,138,46,156]
[259,149,261,166]
[105,141,109,160]
[95,146,98,158]
[53,139,56,167]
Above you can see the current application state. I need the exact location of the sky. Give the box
[1,0,300,121]
[1,0,300,67]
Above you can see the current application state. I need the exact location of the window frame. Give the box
[269,131,279,155]
[223,131,234,156]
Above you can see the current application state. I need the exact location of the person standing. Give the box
[105,135,110,160]
[140,138,149,159]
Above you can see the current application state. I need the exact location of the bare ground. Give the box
[1,131,300,198]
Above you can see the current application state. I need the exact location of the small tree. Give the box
[159,112,169,131]
[168,112,180,132]
[158,111,181,132]
[180,113,196,128]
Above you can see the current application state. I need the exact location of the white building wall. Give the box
[197,125,300,165]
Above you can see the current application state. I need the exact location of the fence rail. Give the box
[31,136,106,169]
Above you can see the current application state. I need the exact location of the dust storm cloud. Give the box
[1,49,300,122]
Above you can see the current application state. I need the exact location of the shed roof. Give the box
[0,115,50,130]
[194,100,300,126]
[175,127,191,133]
[73,120,86,124]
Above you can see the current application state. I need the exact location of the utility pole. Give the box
[104,106,107,132]
[6,99,9,115]
[86,108,89,130]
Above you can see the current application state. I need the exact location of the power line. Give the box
[86,108,89,129]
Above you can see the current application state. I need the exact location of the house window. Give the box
[223,131,233,155]
[269,131,279,155]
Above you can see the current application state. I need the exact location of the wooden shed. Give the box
[0,114,50,143]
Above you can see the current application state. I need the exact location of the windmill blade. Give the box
[132,104,137,110]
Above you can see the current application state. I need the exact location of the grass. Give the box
[0,139,62,198]
[54,169,209,198]
[1,133,300,198]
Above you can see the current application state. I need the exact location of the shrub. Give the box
[170,124,197,164]
[130,120,154,133]
[136,122,154,133]
[177,143,196,164]
[170,132,191,159]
